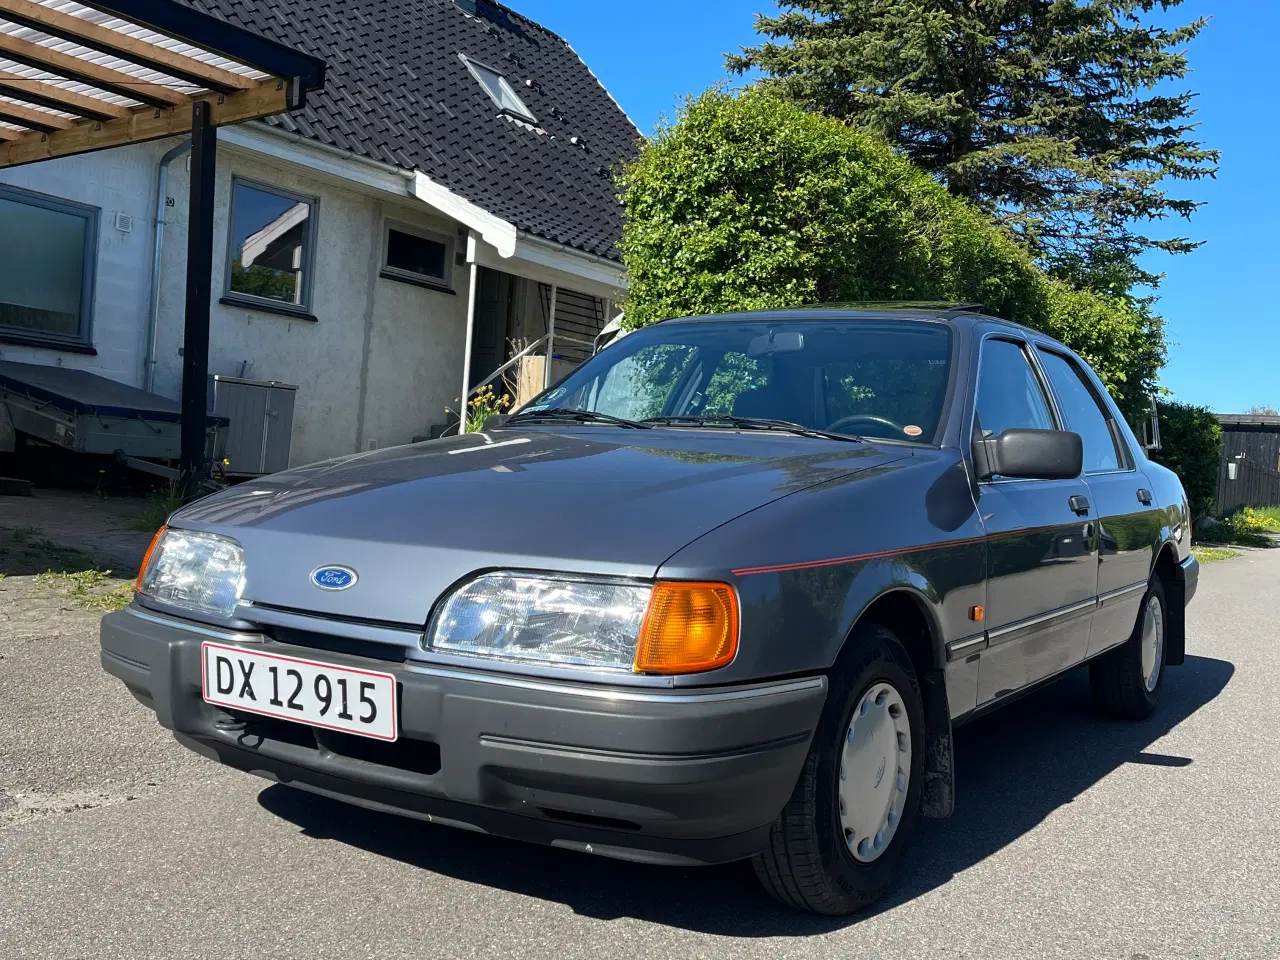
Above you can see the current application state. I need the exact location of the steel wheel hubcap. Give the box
[1140,594,1164,692]
[838,681,912,863]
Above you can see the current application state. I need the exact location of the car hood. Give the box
[176,428,908,625]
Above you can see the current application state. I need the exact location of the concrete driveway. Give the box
[1,512,1277,959]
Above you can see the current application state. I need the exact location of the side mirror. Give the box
[973,428,1083,481]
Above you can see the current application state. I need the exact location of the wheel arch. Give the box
[854,586,947,678]
[842,585,955,819]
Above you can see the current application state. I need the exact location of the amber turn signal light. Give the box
[136,526,167,592]
[634,582,739,675]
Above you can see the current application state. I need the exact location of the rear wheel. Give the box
[752,623,926,915]
[1090,579,1167,720]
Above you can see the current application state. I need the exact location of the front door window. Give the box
[974,338,1056,438]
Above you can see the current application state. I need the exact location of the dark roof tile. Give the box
[186,0,639,260]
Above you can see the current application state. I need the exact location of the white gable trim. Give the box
[409,170,518,258]
[224,123,518,257]
[220,123,412,197]
[514,232,626,294]
[467,233,624,301]
[222,121,621,286]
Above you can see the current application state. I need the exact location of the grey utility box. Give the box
[208,375,297,476]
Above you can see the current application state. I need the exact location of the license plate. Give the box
[201,642,398,742]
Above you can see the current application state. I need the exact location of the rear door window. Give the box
[1036,349,1124,473]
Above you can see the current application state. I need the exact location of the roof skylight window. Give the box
[460,54,537,123]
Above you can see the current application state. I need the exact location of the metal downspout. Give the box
[544,284,557,389]
[459,257,479,434]
[144,138,192,392]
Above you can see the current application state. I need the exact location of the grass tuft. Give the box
[1192,546,1242,564]
[1197,506,1280,548]
[34,567,133,612]
[131,485,183,533]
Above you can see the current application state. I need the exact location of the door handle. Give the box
[1137,488,1153,505]
[1069,494,1091,515]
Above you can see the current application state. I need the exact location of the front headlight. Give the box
[427,572,650,671]
[426,572,739,674]
[137,528,246,618]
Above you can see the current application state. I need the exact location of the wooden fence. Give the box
[1217,456,1280,514]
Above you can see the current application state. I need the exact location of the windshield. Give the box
[519,319,954,442]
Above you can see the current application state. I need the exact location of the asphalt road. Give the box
[2,545,1278,959]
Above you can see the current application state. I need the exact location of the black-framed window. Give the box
[0,184,98,349]
[381,222,452,288]
[1036,348,1125,473]
[224,177,317,312]
[459,54,537,123]
[975,338,1056,438]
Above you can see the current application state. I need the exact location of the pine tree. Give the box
[727,1,1219,284]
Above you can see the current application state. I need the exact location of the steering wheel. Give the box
[826,413,909,437]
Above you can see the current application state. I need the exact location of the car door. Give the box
[971,336,1099,706]
[1034,346,1164,658]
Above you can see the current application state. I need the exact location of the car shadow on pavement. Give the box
[257,654,1233,937]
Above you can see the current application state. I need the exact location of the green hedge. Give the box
[1150,400,1222,520]
[618,89,1165,414]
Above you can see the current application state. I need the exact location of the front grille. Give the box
[267,625,409,663]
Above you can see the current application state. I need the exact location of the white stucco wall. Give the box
[154,149,472,467]
[0,141,167,387]
[2,137,472,470]
[0,131,623,472]
[359,204,468,450]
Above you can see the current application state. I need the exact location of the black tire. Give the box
[752,622,926,915]
[1090,579,1167,720]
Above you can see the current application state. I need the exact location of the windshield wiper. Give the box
[506,408,652,429]
[642,414,861,442]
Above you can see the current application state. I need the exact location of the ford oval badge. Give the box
[311,566,358,591]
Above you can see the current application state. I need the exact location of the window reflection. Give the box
[227,181,312,306]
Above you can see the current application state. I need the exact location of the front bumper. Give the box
[100,606,826,865]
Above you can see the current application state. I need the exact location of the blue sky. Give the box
[517,1,1277,413]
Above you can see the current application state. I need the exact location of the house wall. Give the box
[2,138,472,470]
[0,141,169,387]
[0,131,625,471]
[157,148,473,468]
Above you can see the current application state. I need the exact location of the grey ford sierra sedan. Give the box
[101,305,1197,915]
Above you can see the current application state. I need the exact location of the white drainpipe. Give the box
[143,139,192,393]
[459,259,479,434]
[544,284,557,389]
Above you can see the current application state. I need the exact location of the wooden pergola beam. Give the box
[0,30,189,106]
[0,97,74,131]
[0,78,287,167]
[0,0,257,93]
[0,68,131,120]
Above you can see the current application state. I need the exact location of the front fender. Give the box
[656,451,987,687]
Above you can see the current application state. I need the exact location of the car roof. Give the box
[658,304,1059,344]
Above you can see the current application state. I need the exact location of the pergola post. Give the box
[178,100,216,499]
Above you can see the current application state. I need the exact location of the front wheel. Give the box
[1090,579,1167,720]
[752,623,926,915]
